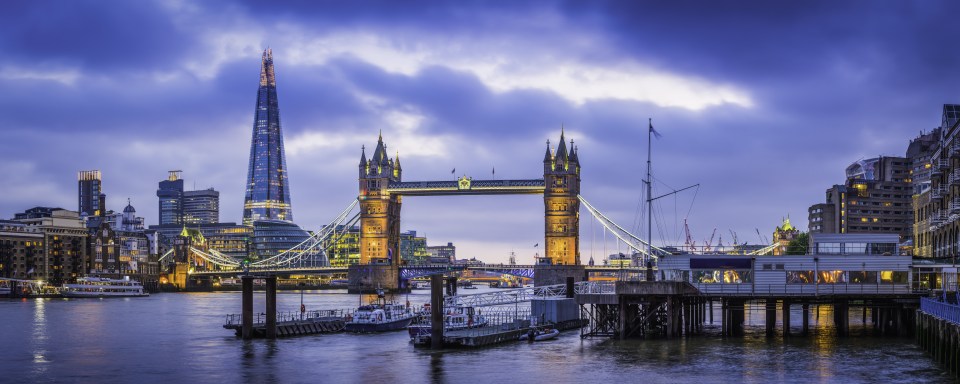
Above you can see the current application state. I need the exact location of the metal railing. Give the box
[224,309,345,327]
[921,297,960,325]
[689,283,912,297]
[443,281,615,308]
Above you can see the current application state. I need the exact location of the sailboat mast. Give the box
[646,118,653,268]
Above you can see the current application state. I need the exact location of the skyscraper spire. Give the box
[243,48,293,225]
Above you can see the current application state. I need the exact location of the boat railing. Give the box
[411,307,535,338]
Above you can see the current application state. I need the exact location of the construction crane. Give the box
[755,228,770,245]
[703,228,717,252]
[683,219,696,253]
[728,230,739,247]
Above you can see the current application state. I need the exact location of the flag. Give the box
[492,167,495,176]
[649,119,662,139]
[534,243,539,248]
[451,168,455,174]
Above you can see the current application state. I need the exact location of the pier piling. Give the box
[266,276,277,339]
[431,274,444,349]
[782,300,791,337]
[241,276,253,340]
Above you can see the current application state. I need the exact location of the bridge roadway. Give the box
[187,264,648,278]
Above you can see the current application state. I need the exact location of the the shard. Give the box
[242,48,294,225]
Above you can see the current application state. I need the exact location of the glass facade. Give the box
[243,49,293,225]
[251,220,310,261]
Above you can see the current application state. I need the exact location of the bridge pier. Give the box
[347,264,405,293]
[533,265,586,287]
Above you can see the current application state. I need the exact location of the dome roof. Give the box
[123,198,135,213]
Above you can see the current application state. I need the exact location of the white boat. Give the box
[61,277,149,298]
[519,327,560,341]
[344,302,417,333]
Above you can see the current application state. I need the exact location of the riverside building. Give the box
[808,156,912,242]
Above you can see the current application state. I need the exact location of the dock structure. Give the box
[224,310,346,338]
[577,281,705,339]
[917,297,960,378]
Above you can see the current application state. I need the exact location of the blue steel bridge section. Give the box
[190,264,645,279]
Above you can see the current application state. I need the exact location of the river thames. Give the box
[0,287,952,383]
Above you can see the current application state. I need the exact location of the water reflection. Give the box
[0,290,951,383]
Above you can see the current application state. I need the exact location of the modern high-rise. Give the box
[242,48,294,225]
[78,170,104,218]
[157,171,184,226]
[156,171,220,226]
[184,189,220,224]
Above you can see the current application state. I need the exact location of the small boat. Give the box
[519,327,560,341]
[344,289,416,333]
[408,305,489,339]
[61,276,149,298]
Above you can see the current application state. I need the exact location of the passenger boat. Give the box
[61,277,149,298]
[407,305,489,339]
[344,290,416,333]
[519,327,560,341]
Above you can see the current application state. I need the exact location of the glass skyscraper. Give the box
[243,48,294,225]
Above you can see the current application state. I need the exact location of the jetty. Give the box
[223,309,345,338]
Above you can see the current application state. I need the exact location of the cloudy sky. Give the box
[1,1,957,263]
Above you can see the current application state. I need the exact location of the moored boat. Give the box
[61,277,149,298]
[407,305,488,339]
[519,327,559,341]
[344,289,416,333]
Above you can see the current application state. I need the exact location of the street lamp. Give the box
[299,282,306,320]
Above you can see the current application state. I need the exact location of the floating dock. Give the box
[224,310,345,338]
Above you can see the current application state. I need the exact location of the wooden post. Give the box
[566,277,575,299]
[265,275,277,339]
[241,275,254,340]
[431,274,444,349]
[709,299,714,324]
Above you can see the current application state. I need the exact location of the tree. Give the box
[785,232,810,255]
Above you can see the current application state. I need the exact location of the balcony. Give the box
[951,169,960,185]
[951,198,960,214]
[930,211,948,227]
[952,142,960,158]
[932,159,951,175]
[931,185,948,200]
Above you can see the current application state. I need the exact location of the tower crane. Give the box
[683,219,696,253]
[704,228,717,252]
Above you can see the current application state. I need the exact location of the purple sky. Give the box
[1,1,957,263]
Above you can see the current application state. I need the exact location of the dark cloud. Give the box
[1,1,957,261]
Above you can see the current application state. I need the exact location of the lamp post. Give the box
[299,282,306,320]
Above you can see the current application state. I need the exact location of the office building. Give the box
[807,156,912,240]
[78,170,104,218]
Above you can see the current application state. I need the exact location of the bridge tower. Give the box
[358,133,402,266]
[543,130,581,265]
